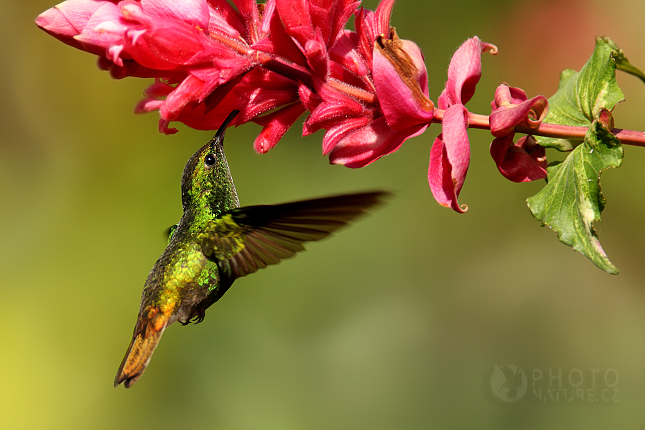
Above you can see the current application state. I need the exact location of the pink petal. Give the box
[304,30,329,77]
[321,116,371,154]
[144,80,174,98]
[373,37,433,131]
[275,0,314,48]
[374,0,395,38]
[36,0,119,53]
[120,4,209,70]
[229,68,299,122]
[36,0,110,37]
[252,103,306,153]
[199,73,246,115]
[189,55,253,101]
[97,56,170,79]
[315,0,359,46]
[328,30,370,81]
[304,80,366,134]
[172,96,245,131]
[259,0,276,36]
[159,119,178,134]
[437,89,450,110]
[494,84,528,105]
[135,98,164,114]
[428,104,470,213]
[106,43,125,66]
[160,75,205,120]
[490,134,547,182]
[206,0,245,40]
[355,6,376,63]
[250,3,307,65]
[327,54,372,92]
[75,3,127,55]
[230,0,262,42]
[444,36,497,106]
[490,84,548,137]
[404,39,429,96]
[141,0,210,29]
[329,116,427,168]
[242,86,300,122]
[277,0,356,49]
[298,83,321,114]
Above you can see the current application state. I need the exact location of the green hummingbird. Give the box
[114,111,388,388]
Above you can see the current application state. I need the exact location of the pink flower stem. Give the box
[611,129,645,147]
[432,109,645,147]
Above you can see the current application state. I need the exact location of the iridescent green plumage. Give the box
[114,111,388,388]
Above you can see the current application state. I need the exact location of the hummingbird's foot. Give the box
[192,310,206,324]
[179,308,206,325]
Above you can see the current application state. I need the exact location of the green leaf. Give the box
[527,121,623,274]
[537,37,625,151]
[601,36,645,84]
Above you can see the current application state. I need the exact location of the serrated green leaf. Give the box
[527,121,623,274]
[601,36,645,84]
[537,37,625,151]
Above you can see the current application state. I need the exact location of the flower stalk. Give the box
[428,110,645,147]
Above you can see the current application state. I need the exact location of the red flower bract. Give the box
[428,37,497,213]
[489,84,548,182]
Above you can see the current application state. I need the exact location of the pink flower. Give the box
[428,37,497,213]
[324,2,435,167]
[36,0,295,136]
[35,0,435,163]
[35,0,120,55]
[489,84,548,182]
[36,0,510,210]
[490,135,547,182]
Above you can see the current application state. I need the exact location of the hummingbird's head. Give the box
[181,111,240,214]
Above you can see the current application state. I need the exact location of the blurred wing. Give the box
[199,191,388,279]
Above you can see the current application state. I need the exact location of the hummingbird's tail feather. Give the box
[114,311,169,388]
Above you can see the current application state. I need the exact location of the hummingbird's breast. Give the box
[143,236,221,325]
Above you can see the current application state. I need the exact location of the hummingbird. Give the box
[114,110,388,388]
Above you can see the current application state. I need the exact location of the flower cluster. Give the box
[36,0,549,212]
[36,0,429,158]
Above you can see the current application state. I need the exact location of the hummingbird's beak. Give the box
[211,110,240,149]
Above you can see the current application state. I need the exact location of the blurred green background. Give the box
[3,0,645,428]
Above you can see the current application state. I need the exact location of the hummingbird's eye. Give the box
[204,154,216,167]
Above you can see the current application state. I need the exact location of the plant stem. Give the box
[432,109,645,147]
[612,129,645,147]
